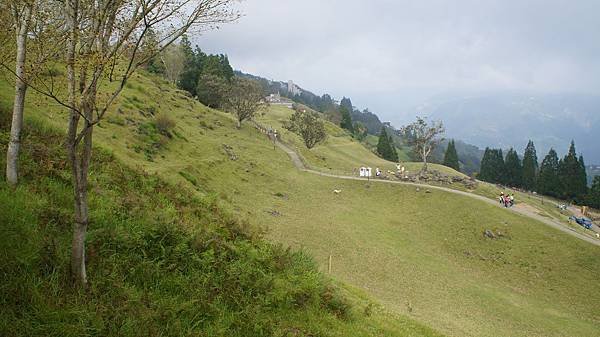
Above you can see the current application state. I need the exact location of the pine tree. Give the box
[387,133,399,162]
[479,148,506,184]
[494,149,506,185]
[504,148,523,188]
[538,149,560,197]
[479,148,493,182]
[376,127,398,162]
[178,35,200,96]
[559,141,586,200]
[339,105,354,133]
[577,155,589,201]
[376,127,389,158]
[443,140,460,171]
[340,97,353,113]
[522,140,538,191]
[587,176,600,209]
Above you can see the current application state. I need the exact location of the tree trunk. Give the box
[236,118,241,129]
[64,0,91,287]
[68,96,95,287]
[69,137,92,286]
[422,148,428,172]
[6,6,31,187]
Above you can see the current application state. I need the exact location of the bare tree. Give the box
[12,0,239,286]
[160,43,185,84]
[223,78,266,129]
[284,109,327,149]
[2,1,69,186]
[4,1,33,187]
[401,117,445,172]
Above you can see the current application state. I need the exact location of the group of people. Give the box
[499,192,515,208]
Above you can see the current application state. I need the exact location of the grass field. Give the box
[1,70,599,337]
[0,114,447,337]
[256,105,457,177]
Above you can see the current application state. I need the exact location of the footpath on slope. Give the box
[274,139,600,247]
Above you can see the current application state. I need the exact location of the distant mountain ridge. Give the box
[416,92,600,164]
[588,165,600,186]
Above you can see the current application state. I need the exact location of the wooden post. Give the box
[328,255,332,274]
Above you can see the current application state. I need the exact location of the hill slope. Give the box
[1,71,599,337]
[0,83,442,336]
[255,105,459,176]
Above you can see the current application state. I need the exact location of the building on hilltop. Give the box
[266,92,282,103]
[266,92,294,108]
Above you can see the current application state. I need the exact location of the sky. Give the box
[195,0,600,124]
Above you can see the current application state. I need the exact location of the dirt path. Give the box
[275,140,600,247]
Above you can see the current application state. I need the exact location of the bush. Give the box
[155,114,176,136]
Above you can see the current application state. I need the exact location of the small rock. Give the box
[267,210,282,217]
[483,229,496,239]
[222,144,238,161]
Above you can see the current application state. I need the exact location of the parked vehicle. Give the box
[569,216,594,230]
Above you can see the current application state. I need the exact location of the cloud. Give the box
[194,0,600,119]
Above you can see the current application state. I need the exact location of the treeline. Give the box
[479,140,596,205]
[148,35,235,108]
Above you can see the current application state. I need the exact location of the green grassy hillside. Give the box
[256,105,457,177]
[1,71,599,337]
[0,99,443,336]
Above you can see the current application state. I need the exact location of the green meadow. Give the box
[1,70,599,337]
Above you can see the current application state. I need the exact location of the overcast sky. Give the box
[195,0,600,123]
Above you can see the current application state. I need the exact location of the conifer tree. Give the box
[587,176,600,209]
[443,140,460,171]
[178,35,200,96]
[522,140,538,191]
[496,149,506,184]
[559,141,586,200]
[504,148,523,187]
[478,148,505,184]
[577,155,589,201]
[340,97,353,114]
[339,105,354,133]
[387,133,399,162]
[538,149,560,197]
[376,127,398,162]
[479,148,491,181]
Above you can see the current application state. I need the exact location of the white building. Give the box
[265,92,294,108]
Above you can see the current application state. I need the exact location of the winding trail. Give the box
[275,140,600,247]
